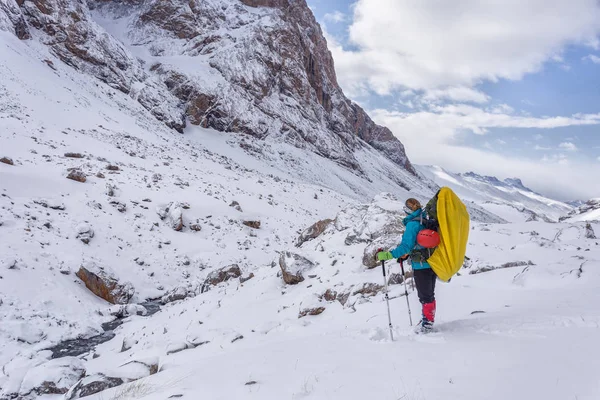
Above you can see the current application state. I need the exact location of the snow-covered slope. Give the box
[1,2,600,400]
[0,0,420,181]
[560,199,600,222]
[417,165,573,222]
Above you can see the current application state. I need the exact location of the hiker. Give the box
[376,198,437,332]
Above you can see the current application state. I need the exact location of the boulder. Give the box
[352,283,384,298]
[362,234,403,269]
[76,264,134,304]
[243,220,261,229]
[34,198,66,210]
[76,223,94,244]
[19,357,85,397]
[67,169,87,183]
[296,218,334,247]
[298,306,325,318]
[161,286,189,304]
[229,201,243,212]
[106,165,120,171]
[64,375,125,400]
[278,252,315,285]
[157,202,184,231]
[0,156,14,165]
[585,223,596,239]
[64,152,84,158]
[202,264,242,292]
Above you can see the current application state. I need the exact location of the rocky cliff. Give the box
[0,0,416,177]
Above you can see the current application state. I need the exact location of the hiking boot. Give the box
[418,319,434,333]
[418,300,436,333]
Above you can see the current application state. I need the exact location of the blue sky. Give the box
[306,0,600,201]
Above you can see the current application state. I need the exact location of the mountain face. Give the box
[0,0,415,178]
[418,166,573,223]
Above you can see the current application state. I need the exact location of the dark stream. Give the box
[48,300,162,359]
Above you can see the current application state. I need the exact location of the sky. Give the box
[306,0,600,201]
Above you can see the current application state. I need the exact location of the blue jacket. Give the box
[390,209,431,270]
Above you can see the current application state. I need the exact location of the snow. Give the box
[417,165,573,222]
[1,8,600,400]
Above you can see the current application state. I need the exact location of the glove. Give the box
[376,251,394,261]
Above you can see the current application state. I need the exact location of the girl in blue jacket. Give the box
[377,198,437,332]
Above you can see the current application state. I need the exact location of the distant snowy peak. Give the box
[417,165,573,223]
[462,172,537,194]
[560,199,600,222]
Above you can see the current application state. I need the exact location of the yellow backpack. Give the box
[422,187,470,282]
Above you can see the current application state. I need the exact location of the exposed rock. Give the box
[202,264,242,292]
[296,218,334,247]
[76,223,94,244]
[278,252,315,285]
[64,374,125,400]
[67,169,87,183]
[585,223,596,239]
[321,289,337,302]
[298,306,325,318]
[0,156,14,165]
[109,303,147,318]
[96,171,105,179]
[166,342,196,355]
[240,273,255,284]
[76,264,134,304]
[243,220,261,229]
[362,234,403,269]
[18,357,85,397]
[106,183,117,197]
[229,201,243,212]
[33,198,66,210]
[157,202,184,231]
[109,200,127,213]
[161,286,189,304]
[469,260,535,275]
[352,283,384,298]
[106,164,120,171]
[64,152,84,158]
[189,223,202,231]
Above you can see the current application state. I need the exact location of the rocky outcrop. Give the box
[161,286,189,304]
[67,169,86,183]
[76,264,134,304]
[242,220,261,229]
[64,374,124,400]
[585,223,596,239]
[0,156,14,165]
[1,0,417,179]
[157,202,184,231]
[201,264,242,292]
[279,251,314,284]
[75,223,94,244]
[17,357,85,398]
[296,218,333,247]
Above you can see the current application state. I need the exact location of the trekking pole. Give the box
[399,259,413,326]
[380,259,394,341]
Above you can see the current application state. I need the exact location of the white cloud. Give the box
[496,139,507,145]
[324,11,346,23]
[490,104,515,114]
[370,108,600,200]
[583,54,600,63]
[559,142,578,151]
[534,145,551,151]
[534,134,544,140]
[329,0,600,94]
[422,87,490,104]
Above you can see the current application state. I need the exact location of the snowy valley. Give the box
[1,1,600,400]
